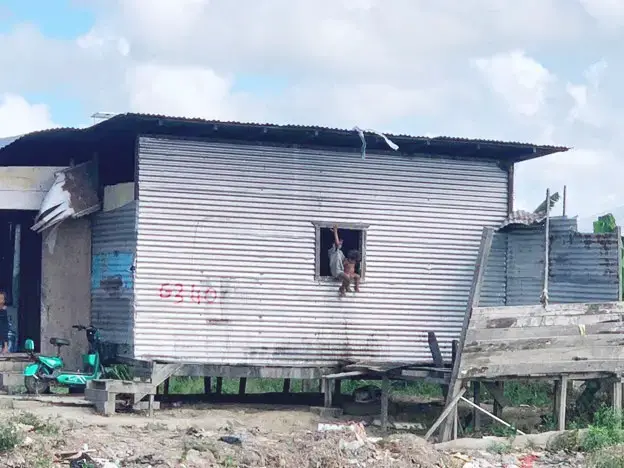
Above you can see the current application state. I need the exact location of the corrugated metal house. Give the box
[0,114,570,371]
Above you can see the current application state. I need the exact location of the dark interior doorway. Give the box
[0,212,42,352]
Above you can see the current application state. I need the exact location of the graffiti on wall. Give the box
[158,283,218,304]
[91,251,135,296]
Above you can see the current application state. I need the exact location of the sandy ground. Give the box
[0,396,588,468]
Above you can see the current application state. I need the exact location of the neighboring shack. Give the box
[0,113,573,372]
[481,217,622,308]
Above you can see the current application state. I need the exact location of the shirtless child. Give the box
[328,225,361,297]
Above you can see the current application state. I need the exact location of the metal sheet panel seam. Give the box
[134,137,509,366]
[91,201,137,356]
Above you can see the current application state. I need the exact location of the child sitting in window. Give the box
[328,225,361,297]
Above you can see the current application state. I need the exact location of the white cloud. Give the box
[1,1,624,220]
[473,50,556,117]
[0,94,56,138]
[125,63,238,119]
[579,0,624,30]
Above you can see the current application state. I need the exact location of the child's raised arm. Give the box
[333,225,340,247]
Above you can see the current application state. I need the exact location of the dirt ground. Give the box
[0,397,587,468]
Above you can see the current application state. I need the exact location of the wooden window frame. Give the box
[311,221,369,282]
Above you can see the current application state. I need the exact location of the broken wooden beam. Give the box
[440,227,494,442]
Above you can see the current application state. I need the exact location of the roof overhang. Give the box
[0,113,569,169]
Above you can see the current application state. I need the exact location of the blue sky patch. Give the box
[0,0,95,39]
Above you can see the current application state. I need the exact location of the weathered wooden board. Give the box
[470,313,624,331]
[460,301,624,379]
[467,322,624,342]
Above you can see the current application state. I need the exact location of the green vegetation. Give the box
[579,407,624,468]
[0,421,22,453]
[155,376,553,406]
[582,407,624,452]
[499,381,553,407]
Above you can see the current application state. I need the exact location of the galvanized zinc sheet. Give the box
[495,217,620,305]
[549,231,620,303]
[91,201,137,357]
[134,137,509,366]
[479,232,507,307]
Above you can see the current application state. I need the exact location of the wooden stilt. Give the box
[148,393,155,418]
[203,377,211,394]
[282,379,291,393]
[216,377,223,394]
[323,379,333,408]
[238,378,247,395]
[613,377,623,414]
[333,379,342,405]
[473,381,481,431]
[381,375,390,433]
[163,378,170,395]
[493,382,504,418]
[556,376,568,431]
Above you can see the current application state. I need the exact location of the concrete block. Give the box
[0,372,25,390]
[310,406,343,418]
[94,400,116,416]
[85,388,110,402]
[0,360,29,373]
[133,400,161,411]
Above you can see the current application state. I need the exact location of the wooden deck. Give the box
[460,302,624,380]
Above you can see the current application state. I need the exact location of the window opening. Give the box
[313,223,368,280]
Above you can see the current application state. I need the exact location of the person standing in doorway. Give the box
[0,291,9,353]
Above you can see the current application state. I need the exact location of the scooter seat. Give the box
[50,337,70,347]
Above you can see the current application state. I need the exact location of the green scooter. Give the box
[23,324,104,394]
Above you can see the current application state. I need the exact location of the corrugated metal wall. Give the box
[479,232,507,307]
[482,217,620,306]
[91,201,137,357]
[134,136,509,366]
[506,218,577,305]
[550,229,620,303]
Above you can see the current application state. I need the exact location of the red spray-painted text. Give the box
[158,283,218,304]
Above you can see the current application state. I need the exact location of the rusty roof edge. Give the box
[0,112,571,157]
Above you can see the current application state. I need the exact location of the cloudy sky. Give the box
[0,0,622,225]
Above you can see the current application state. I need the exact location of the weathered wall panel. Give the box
[505,217,575,306]
[40,219,91,370]
[549,231,620,303]
[91,201,136,358]
[134,137,509,366]
[479,232,507,307]
[0,166,65,210]
[481,217,620,306]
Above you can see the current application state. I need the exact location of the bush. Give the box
[581,407,624,453]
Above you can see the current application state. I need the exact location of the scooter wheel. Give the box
[24,376,50,395]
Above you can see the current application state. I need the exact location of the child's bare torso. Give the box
[343,259,356,276]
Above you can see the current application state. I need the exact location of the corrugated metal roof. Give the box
[0,112,569,165]
[0,135,22,150]
[499,210,548,229]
